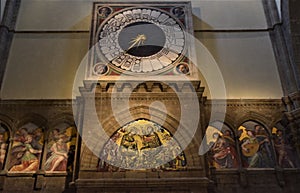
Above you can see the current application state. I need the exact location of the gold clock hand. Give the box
[128,34,146,50]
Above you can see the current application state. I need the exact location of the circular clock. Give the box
[96,7,186,75]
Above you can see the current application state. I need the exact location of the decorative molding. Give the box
[80,80,204,94]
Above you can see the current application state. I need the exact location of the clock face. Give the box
[96,7,186,75]
[118,21,166,57]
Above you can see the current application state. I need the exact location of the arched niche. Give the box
[8,122,44,173]
[48,113,75,131]
[97,119,187,172]
[0,122,10,170]
[80,105,202,170]
[43,122,77,173]
[16,113,47,130]
[205,121,239,169]
[272,122,299,168]
[238,121,275,168]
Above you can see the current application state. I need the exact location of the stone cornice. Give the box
[205,99,283,107]
[0,99,75,107]
[0,99,283,107]
[80,80,205,94]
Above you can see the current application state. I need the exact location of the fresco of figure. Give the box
[9,135,42,172]
[44,134,68,172]
[98,6,112,18]
[45,127,76,172]
[97,120,186,172]
[32,128,44,150]
[13,128,28,143]
[208,127,239,169]
[9,126,44,172]
[240,125,274,168]
[0,131,8,170]
[273,129,296,168]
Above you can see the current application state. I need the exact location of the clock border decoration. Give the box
[87,2,195,79]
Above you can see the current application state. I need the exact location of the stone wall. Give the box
[0,96,299,192]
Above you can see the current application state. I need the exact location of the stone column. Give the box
[282,0,300,159]
[0,0,21,90]
[263,0,300,158]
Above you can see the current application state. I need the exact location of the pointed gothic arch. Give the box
[80,105,202,170]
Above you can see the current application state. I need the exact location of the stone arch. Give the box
[0,113,13,136]
[239,119,272,137]
[7,113,46,172]
[49,113,75,125]
[16,113,48,130]
[80,105,202,170]
[47,113,75,136]
[100,105,181,136]
[238,120,276,168]
[97,119,187,171]
[205,120,240,169]
[272,121,300,168]
[209,121,236,138]
[206,112,237,136]
[42,113,77,172]
[0,115,12,170]
[235,111,275,133]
